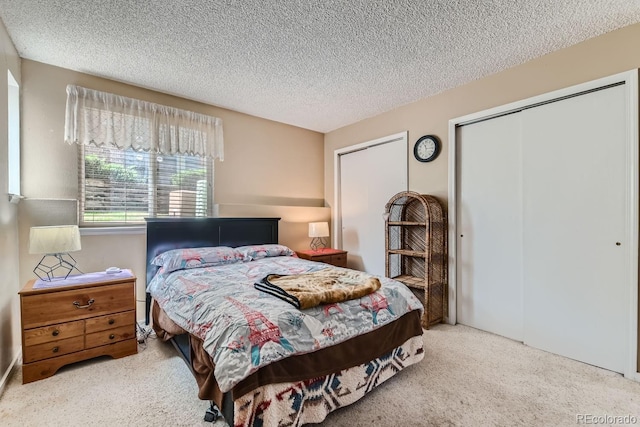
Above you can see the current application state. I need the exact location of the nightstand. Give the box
[19,271,137,383]
[296,249,348,268]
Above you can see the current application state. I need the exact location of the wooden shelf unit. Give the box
[387,249,427,257]
[385,191,447,328]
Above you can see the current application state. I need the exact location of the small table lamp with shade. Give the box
[308,221,329,251]
[29,225,83,281]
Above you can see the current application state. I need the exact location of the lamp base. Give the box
[310,237,328,251]
[34,253,83,281]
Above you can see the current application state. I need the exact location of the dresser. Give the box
[19,272,137,383]
[296,249,348,268]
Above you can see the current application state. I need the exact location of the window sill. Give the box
[80,226,146,236]
[7,193,23,204]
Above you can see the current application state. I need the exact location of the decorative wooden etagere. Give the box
[384,191,447,329]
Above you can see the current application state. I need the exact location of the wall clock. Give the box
[414,135,441,162]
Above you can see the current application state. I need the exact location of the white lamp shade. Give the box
[29,225,82,254]
[308,222,329,238]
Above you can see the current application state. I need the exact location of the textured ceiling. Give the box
[1,1,640,133]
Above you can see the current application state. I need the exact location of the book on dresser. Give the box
[19,270,138,383]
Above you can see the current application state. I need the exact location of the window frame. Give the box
[77,143,214,227]
[7,70,20,199]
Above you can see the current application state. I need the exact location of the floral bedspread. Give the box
[147,255,423,393]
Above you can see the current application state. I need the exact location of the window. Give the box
[79,145,212,225]
[65,85,223,226]
[7,70,19,197]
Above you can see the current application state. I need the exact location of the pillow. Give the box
[235,244,295,261]
[152,246,243,274]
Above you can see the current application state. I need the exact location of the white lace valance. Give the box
[64,85,224,160]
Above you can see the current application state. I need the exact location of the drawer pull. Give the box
[108,319,115,325]
[109,334,115,340]
[72,298,95,309]
[52,347,59,353]
[52,330,60,337]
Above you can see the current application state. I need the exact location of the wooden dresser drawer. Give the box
[23,320,84,347]
[22,283,135,329]
[313,255,332,263]
[331,253,347,267]
[295,250,349,268]
[86,325,136,349]
[23,336,84,363]
[86,311,135,334]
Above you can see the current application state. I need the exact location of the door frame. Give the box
[333,131,408,249]
[447,70,639,379]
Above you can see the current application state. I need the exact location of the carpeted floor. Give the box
[1,324,639,426]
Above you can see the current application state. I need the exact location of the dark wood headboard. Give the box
[145,217,280,324]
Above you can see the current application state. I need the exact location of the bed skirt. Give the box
[233,334,424,427]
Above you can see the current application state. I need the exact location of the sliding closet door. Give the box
[339,138,407,275]
[522,85,628,373]
[456,113,524,341]
[340,149,369,269]
[364,141,407,275]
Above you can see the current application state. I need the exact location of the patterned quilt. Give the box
[147,255,423,393]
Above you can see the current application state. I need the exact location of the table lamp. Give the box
[29,225,83,281]
[308,221,329,251]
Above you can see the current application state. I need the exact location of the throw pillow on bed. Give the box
[152,246,243,273]
[235,244,296,261]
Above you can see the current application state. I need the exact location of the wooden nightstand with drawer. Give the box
[296,249,348,268]
[19,271,137,383]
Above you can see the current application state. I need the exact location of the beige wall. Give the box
[0,19,21,391]
[18,60,325,317]
[324,23,640,208]
[324,22,640,370]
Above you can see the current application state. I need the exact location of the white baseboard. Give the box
[0,350,21,397]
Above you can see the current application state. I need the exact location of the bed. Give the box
[145,217,425,426]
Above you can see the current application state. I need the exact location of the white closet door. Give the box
[522,85,628,373]
[340,138,407,275]
[456,114,524,341]
[340,149,369,271]
[365,141,407,275]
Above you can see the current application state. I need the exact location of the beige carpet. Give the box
[1,324,639,426]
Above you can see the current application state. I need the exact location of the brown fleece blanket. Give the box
[255,267,381,309]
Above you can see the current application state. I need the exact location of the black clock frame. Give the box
[414,134,441,163]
